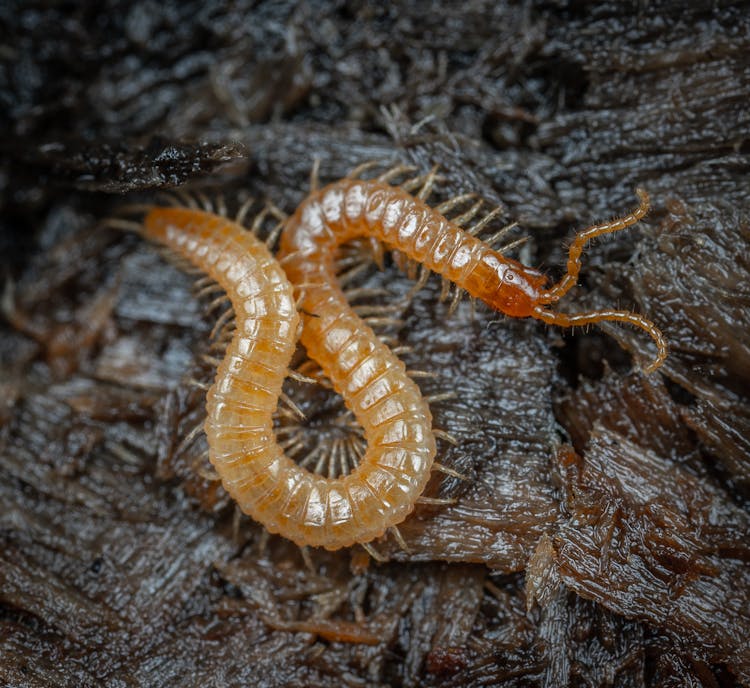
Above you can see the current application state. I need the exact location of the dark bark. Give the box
[1,1,749,686]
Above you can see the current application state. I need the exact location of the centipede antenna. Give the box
[361,542,387,563]
[532,305,668,374]
[541,188,650,305]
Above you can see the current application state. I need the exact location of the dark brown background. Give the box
[1,1,749,686]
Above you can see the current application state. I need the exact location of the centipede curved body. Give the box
[142,206,436,550]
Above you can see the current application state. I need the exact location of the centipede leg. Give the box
[432,462,467,481]
[407,264,431,298]
[377,163,417,185]
[433,428,458,445]
[309,158,321,193]
[467,206,504,237]
[346,159,382,179]
[434,193,477,216]
[196,191,213,213]
[389,525,410,553]
[173,421,204,457]
[361,542,386,563]
[235,197,255,227]
[416,165,440,201]
[451,199,484,227]
[175,189,200,209]
[416,496,456,506]
[300,546,315,573]
[448,285,464,315]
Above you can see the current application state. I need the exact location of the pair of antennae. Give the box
[532,188,667,373]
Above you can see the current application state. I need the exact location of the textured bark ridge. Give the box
[1,2,748,686]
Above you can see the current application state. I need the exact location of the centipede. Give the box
[110,163,667,559]
[279,165,668,376]
[112,199,442,554]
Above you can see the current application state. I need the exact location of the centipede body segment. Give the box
[279,177,667,374]
[141,206,436,551]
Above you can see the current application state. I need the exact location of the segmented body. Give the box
[143,206,436,550]
[279,178,667,373]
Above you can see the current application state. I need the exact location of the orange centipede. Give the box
[122,201,438,553]
[279,166,668,376]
